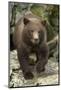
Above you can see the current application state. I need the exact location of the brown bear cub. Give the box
[13,12,49,79]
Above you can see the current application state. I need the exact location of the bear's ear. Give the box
[24,18,30,25]
[41,20,47,26]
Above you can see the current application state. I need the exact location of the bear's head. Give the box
[22,17,47,46]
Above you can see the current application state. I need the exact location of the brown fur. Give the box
[13,13,49,79]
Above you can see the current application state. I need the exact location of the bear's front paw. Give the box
[36,66,45,73]
[24,72,34,80]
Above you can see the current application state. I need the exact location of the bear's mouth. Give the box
[31,39,39,45]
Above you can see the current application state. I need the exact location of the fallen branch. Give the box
[47,35,58,57]
[47,35,58,46]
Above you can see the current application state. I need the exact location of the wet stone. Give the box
[9,50,59,87]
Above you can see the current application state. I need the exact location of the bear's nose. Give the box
[34,38,39,43]
[35,38,38,41]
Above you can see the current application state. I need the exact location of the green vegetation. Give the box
[10,3,59,41]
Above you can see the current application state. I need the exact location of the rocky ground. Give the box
[9,50,59,88]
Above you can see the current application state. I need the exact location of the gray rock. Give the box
[9,50,59,87]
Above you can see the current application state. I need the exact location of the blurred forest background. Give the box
[9,2,59,87]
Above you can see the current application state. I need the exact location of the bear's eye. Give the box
[31,30,34,32]
[38,31,41,33]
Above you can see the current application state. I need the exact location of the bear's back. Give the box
[24,12,41,23]
[13,17,24,48]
